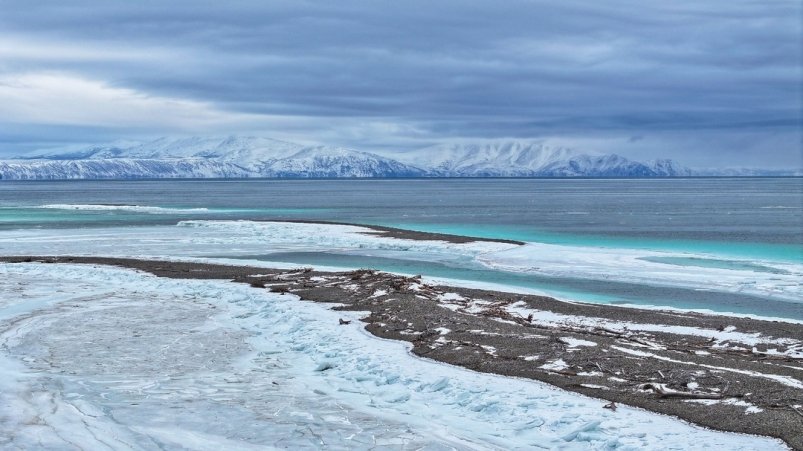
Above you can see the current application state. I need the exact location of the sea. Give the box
[1,177,801,319]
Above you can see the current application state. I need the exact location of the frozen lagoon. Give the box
[0,263,788,450]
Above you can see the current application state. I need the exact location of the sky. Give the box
[0,0,800,168]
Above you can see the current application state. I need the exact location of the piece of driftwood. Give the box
[641,383,725,400]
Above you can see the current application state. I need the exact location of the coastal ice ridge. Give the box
[0,262,786,450]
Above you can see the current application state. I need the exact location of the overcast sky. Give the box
[0,0,800,168]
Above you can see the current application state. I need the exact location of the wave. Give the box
[36,204,210,214]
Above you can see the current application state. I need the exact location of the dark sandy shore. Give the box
[2,255,801,449]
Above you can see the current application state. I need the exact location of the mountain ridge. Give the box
[0,136,792,179]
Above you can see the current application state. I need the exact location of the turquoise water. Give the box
[3,205,799,262]
[2,177,800,245]
[0,178,800,318]
[216,251,801,318]
[371,222,802,263]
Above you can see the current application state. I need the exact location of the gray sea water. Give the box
[1,178,801,318]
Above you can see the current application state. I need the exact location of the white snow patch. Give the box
[540,359,569,372]
[468,329,503,336]
[479,345,497,356]
[686,398,764,414]
[560,337,597,347]
[577,371,604,377]
[438,292,465,301]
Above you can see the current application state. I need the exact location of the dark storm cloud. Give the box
[0,0,799,167]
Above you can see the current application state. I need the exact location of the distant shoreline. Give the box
[2,175,802,181]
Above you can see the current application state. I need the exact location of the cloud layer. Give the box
[0,0,800,167]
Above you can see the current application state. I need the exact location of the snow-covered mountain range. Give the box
[0,135,746,179]
[394,141,692,177]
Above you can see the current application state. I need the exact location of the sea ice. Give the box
[0,263,788,450]
[0,219,800,311]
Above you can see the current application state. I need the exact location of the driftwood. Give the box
[641,383,725,400]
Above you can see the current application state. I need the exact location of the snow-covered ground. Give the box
[0,263,787,450]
